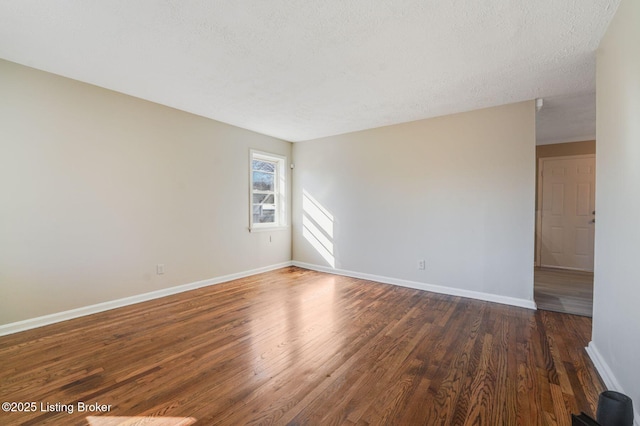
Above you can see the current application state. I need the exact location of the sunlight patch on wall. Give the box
[302,190,335,268]
[302,190,334,237]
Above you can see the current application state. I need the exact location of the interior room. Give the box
[1,1,638,425]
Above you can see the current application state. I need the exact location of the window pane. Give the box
[252,171,274,191]
[260,211,275,223]
[253,193,275,204]
[253,206,275,223]
[253,213,275,223]
[252,160,275,173]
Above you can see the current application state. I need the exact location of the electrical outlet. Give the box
[156,264,165,275]
[418,259,426,270]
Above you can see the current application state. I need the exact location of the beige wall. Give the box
[0,59,292,325]
[592,0,640,419]
[292,101,536,302]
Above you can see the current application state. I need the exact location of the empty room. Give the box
[1,1,638,425]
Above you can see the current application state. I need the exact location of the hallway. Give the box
[534,267,594,317]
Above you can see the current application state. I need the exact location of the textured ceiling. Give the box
[0,1,619,142]
[536,92,596,145]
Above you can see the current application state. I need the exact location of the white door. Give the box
[540,156,596,271]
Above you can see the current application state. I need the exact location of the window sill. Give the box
[248,226,290,233]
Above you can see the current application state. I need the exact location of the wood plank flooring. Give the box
[0,267,604,425]
[534,267,594,317]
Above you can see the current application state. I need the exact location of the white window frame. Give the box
[249,150,287,232]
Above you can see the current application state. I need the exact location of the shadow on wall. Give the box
[302,190,335,268]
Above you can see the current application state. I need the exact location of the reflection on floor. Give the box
[534,267,594,317]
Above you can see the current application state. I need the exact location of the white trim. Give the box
[292,261,537,310]
[538,264,593,272]
[586,341,640,426]
[248,226,289,233]
[586,342,624,390]
[0,261,293,337]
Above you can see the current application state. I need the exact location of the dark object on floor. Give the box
[572,412,600,425]
[597,390,634,426]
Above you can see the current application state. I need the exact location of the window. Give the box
[250,150,287,231]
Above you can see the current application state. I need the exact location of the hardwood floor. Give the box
[0,267,604,425]
[534,267,594,317]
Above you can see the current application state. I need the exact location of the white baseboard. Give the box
[586,341,640,426]
[586,341,624,390]
[0,260,538,336]
[292,261,537,310]
[0,261,293,337]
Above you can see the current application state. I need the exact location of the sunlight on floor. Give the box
[86,416,197,426]
[248,276,342,384]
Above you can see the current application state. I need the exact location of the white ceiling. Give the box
[536,92,596,145]
[0,1,619,142]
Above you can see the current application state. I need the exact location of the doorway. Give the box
[534,144,596,316]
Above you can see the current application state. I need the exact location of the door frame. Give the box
[535,154,596,267]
